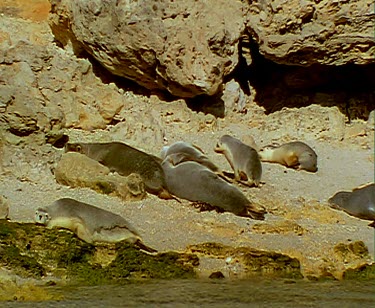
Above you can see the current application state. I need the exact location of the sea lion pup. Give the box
[161,154,266,220]
[160,141,222,174]
[65,142,173,199]
[214,135,262,187]
[328,183,375,227]
[35,198,157,252]
[258,141,318,172]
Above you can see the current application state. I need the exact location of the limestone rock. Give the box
[246,0,375,65]
[0,220,197,282]
[252,220,306,236]
[221,80,247,114]
[49,0,245,98]
[187,242,303,279]
[334,241,369,264]
[0,195,9,220]
[367,110,374,131]
[260,105,346,142]
[55,152,146,201]
[0,16,129,134]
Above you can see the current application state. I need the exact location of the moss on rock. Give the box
[342,263,375,280]
[187,242,303,279]
[0,221,197,285]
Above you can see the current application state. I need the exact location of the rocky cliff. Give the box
[0,0,374,285]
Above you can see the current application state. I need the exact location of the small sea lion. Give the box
[328,183,375,227]
[214,135,262,187]
[258,141,318,172]
[35,198,157,252]
[161,141,221,174]
[161,154,266,220]
[65,142,173,199]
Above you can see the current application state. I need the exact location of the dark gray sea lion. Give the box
[35,198,157,252]
[328,183,375,227]
[259,141,318,172]
[161,154,266,220]
[65,142,173,199]
[215,135,262,187]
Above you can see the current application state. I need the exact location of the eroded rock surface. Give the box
[55,153,146,201]
[49,0,245,98]
[0,0,374,283]
[0,221,197,283]
[246,0,375,65]
[0,16,128,135]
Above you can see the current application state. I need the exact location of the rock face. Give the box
[0,14,149,136]
[246,0,375,66]
[187,242,303,279]
[48,0,375,99]
[49,0,245,98]
[0,195,9,220]
[0,221,198,282]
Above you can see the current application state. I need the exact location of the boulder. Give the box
[55,152,146,201]
[49,0,246,98]
[246,0,375,65]
[0,195,9,220]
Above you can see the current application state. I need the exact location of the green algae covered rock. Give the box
[0,220,197,285]
[187,242,303,279]
[342,263,375,281]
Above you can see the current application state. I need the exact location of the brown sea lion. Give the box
[259,141,318,172]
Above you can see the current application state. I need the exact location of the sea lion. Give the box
[214,135,262,187]
[328,183,375,227]
[161,154,266,220]
[161,141,222,174]
[65,142,173,199]
[35,198,157,252]
[258,141,318,172]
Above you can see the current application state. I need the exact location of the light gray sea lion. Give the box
[214,135,262,187]
[161,154,266,220]
[35,198,157,252]
[160,141,221,174]
[65,142,173,199]
[328,183,375,227]
[258,141,318,172]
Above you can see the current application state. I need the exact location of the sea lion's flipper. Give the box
[243,203,267,220]
[158,189,181,203]
[239,171,248,181]
[246,208,266,220]
[222,171,235,180]
[217,172,234,184]
[191,201,219,212]
[285,153,299,168]
[237,179,255,188]
[191,143,206,154]
[134,239,158,254]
